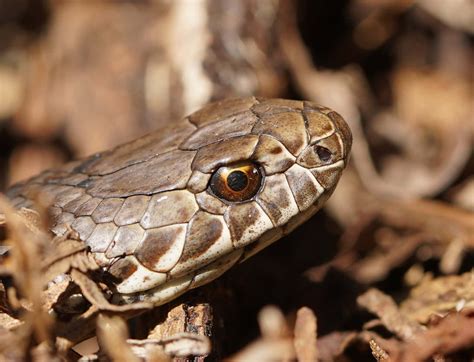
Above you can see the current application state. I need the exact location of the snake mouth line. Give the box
[112,249,243,305]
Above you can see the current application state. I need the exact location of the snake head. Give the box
[211,100,352,259]
[7,96,351,304]
[181,97,352,264]
[111,97,352,303]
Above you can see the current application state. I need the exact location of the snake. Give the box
[5,97,352,306]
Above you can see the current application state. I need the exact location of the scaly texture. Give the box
[6,97,352,305]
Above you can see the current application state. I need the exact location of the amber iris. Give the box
[209,162,262,202]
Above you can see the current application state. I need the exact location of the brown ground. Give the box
[0,1,473,361]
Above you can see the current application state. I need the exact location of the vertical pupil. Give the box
[227,170,248,191]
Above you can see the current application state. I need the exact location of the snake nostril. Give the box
[314,145,332,163]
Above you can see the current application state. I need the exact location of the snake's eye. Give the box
[209,162,263,202]
[314,145,332,163]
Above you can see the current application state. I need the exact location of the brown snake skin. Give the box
[5,97,352,305]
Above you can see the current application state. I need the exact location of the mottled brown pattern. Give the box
[252,111,308,155]
[192,135,259,173]
[114,195,150,226]
[311,162,345,190]
[285,165,322,211]
[186,170,211,193]
[256,174,295,226]
[108,258,138,282]
[251,135,295,175]
[270,146,283,154]
[297,145,322,168]
[140,191,198,229]
[112,257,167,294]
[224,202,260,243]
[179,212,223,262]
[135,225,186,272]
[5,97,352,303]
[223,201,273,249]
[304,110,335,142]
[106,223,145,258]
[195,191,227,215]
[258,194,282,225]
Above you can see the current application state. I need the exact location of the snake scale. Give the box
[5,97,352,306]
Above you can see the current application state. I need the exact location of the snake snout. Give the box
[329,111,352,161]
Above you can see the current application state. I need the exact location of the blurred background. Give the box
[0,0,473,360]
